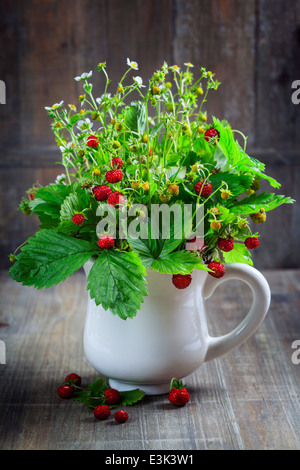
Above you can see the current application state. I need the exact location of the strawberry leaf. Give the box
[119,389,145,406]
[9,229,99,289]
[222,243,253,266]
[86,250,148,319]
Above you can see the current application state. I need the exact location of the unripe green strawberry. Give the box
[250,209,266,224]
[159,193,171,203]
[131,181,141,190]
[210,221,222,231]
[238,219,248,230]
[221,189,232,200]
[251,178,261,191]
[152,86,161,95]
[91,112,100,120]
[112,140,121,149]
[245,189,255,196]
[210,207,220,216]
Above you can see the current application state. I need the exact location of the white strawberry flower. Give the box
[184,62,194,68]
[45,100,64,111]
[96,93,111,105]
[74,71,93,81]
[55,173,66,184]
[127,58,139,70]
[133,76,146,88]
[76,118,93,132]
[59,141,75,153]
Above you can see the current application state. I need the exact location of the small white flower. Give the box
[77,118,93,131]
[184,62,194,68]
[96,93,111,105]
[59,141,74,153]
[74,71,93,81]
[55,173,66,184]
[127,58,139,70]
[45,100,64,111]
[133,76,146,88]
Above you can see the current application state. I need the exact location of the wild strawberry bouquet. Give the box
[9,59,294,319]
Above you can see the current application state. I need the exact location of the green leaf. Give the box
[87,250,148,320]
[119,389,145,406]
[9,229,99,289]
[69,113,84,126]
[150,250,209,274]
[223,243,253,266]
[29,183,74,228]
[210,171,253,200]
[228,192,295,215]
[57,185,95,234]
[166,166,187,181]
[124,101,146,134]
[88,377,109,396]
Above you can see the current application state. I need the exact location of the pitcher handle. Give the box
[203,263,271,362]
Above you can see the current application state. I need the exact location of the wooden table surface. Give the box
[0,268,299,451]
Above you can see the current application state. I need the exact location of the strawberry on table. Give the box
[168,378,190,407]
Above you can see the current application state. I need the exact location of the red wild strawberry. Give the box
[172,274,192,289]
[168,378,190,407]
[111,157,123,169]
[64,373,81,387]
[72,214,85,226]
[245,237,260,249]
[98,235,115,249]
[94,405,111,421]
[114,410,129,424]
[107,192,125,207]
[57,385,74,399]
[105,169,123,184]
[92,185,112,202]
[204,128,220,143]
[29,193,35,200]
[207,261,226,278]
[195,181,213,198]
[87,135,99,148]
[218,237,234,252]
[104,388,120,405]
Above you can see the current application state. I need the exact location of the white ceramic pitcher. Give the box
[83,261,271,395]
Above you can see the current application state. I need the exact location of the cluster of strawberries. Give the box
[57,374,190,423]
[172,233,260,289]
[71,155,126,250]
[73,127,261,289]
[57,373,129,423]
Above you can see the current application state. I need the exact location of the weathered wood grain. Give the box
[256,0,300,149]
[173,0,257,146]
[0,269,299,450]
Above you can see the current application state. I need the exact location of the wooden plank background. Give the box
[0,268,299,450]
[0,0,299,269]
